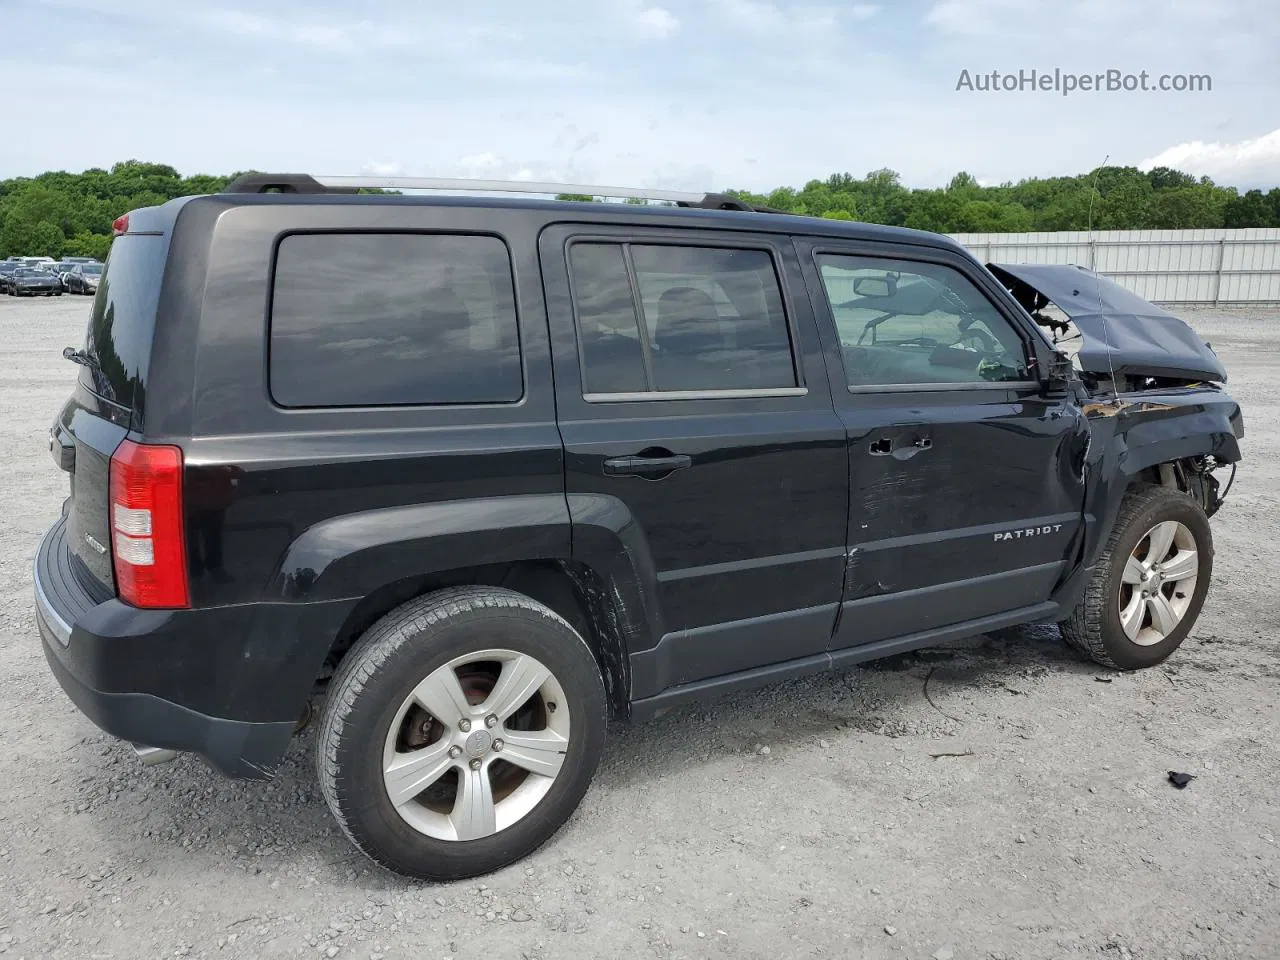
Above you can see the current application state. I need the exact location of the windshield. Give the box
[83,264,103,275]
[15,269,43,278]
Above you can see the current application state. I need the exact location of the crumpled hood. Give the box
[987,262,1228,383]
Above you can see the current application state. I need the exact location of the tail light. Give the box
[109,439,190,608]
[112,214,129,236]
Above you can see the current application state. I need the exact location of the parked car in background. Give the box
[0,262,22,293]
[65,262,102,294]
[7,267,63,296]
[63,256,102,264]
[48,262,78,287]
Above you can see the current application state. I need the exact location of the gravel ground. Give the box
[1,295,1277,960]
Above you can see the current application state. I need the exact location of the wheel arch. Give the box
[1082,397,1240,566]
[315,561,635,721]
[278,495,661,723]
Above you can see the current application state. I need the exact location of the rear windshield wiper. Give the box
[62,347,99,370]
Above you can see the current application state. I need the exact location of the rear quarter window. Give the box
[269,233,523,408]
[82,235,168,412]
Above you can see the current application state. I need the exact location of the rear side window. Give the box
[270,233,522,407]
[82,235,168,412]
[568,242,797,396]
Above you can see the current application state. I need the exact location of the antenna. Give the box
[1086,154,1121,397]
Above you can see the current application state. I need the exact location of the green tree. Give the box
[0,160,1274,259]
[1147,186,1226,229]
[1224,189,1271,228]
[903,190,964,232]
[947,171,981,196]
[1147,166,1198,190]
[954,200,1034,232]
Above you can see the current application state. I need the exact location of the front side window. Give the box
[568,242,797,395]
[270,233,522,407]
[817,255,1030,388]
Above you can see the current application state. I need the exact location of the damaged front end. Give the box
[988,262,1228,392]
[987,261,1243,521]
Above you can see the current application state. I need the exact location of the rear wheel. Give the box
[1061,485,1212,669]
[317,587,607,880]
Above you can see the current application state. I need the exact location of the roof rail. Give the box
[219,174,786,214]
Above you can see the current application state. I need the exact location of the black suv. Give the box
[34,174,1244,881]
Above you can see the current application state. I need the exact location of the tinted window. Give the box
[82,235,168,412]
[270,233,522,407]
[568,242,797,395]
[569,244,648,394]
[817,255,1029,387]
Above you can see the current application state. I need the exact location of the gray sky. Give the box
[4,0,1278,191]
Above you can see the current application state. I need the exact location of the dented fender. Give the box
[1077,387,1242,569]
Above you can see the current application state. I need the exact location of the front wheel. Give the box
[317,586,607,881]
[1061,485,1212,669]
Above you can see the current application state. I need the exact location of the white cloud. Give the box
[199,8,403,52]
[629,4,680,38]
[457,152,505,177]
[1139,128,1280,188]
[362,160,403,176]
[924,0,1025,36]
[715,0,842,33]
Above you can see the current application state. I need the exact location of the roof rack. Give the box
[219,174,786,214]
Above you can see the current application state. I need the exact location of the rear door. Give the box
[56,228,171,601]
[539,223,849,699]
[795,240,1089,650]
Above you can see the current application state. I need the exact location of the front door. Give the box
[539,223,849,700]
[796,241,1089,650]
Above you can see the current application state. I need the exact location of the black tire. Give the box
[317,586,608,881]
[1060,484,1212,669]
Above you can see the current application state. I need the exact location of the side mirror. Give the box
[1044,351,1075,390]
[852,275,897,298]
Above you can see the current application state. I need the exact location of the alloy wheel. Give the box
[381,649,570,842]
[1117,520,1199,645]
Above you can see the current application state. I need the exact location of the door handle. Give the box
[892,436,933,460]
[868,435,932,459]
[603,454,692,478]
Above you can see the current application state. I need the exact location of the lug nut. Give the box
[469,758,482,770]
[485,714,498,728]
[493,739,504,752]
[448,745,462,759]
[458,718,472,733]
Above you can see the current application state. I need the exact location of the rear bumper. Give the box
[34,518,298,780]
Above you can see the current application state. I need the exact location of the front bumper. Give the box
[34,517,297,779]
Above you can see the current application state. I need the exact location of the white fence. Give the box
[949,228,1280,305]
